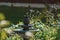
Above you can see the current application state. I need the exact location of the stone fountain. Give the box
[14,16,39,40]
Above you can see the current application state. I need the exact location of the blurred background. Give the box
[0,0,60,40]
[0,0,60,24]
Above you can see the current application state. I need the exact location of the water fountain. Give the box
[14,16,39,40]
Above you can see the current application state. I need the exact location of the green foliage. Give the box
[0,6,60,40]
[0,21,58,40]
[32,21,57,40]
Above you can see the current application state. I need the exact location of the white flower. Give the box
[36,10,40,13]
[29,9,34,13]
